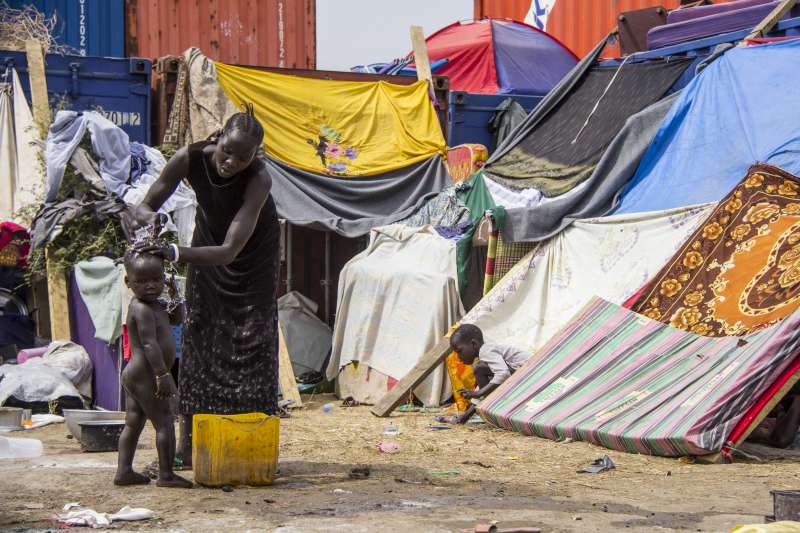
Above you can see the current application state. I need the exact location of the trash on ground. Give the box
[577,455,616,474]
[383,423,400,436]
[341,396,360,407]
[430,470,460,476]
[332,488,352,494]
[322,402,335,413]
[397,403,418,412]
[461,522,541,533]
[377,440,401,454]
[348,466,371,479]
[463,460,493,469]
[57,504,155,528]
[429,424,452,430]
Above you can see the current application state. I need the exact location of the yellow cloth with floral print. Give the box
[631,164,800,336]
[214,63,446,176]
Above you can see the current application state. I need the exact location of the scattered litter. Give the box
[430,470,460,476]
[383,423,400,436]
[679,456,696,464]
[434,415,456,424]
[463,460,493,469]
[349,466,371,479]
[429,424,452,431]
[504,456,521,461]
[400,500,434,509]
[221,485,234,492]
[395,478,423,484]
[465,415,485,425]
[377,440,401,454]
[577,455,616,474]
[34,460,114,469]
[57,504,155,528]
[460,522,541,533]
[322,403,335,414]
[341,397,360,407]
[332,488,352,494]
[558,437,575,444]
[263,499,276,504]
[23,414,64,430]
[23,503,44,509]
[572,516,582,521]
[397,403,418,412]
[278,399,295,409]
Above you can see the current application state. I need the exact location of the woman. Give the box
[134,107,280,466]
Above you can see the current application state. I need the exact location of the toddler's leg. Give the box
[114,393,150,486]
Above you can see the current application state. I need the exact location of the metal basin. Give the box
[63,409,125,441]
[78,421,125,452]
[0,407,24,430]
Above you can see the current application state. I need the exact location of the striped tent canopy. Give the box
[478,297,800,457]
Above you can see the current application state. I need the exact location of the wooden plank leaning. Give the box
[370,336,452,417]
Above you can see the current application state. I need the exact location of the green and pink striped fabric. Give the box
[477,297,800,456]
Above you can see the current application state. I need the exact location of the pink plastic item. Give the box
[17,347,47,364]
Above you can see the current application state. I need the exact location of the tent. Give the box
[616,39,800,215]
[479,38,692,243]
[477,296,800,458]
[461,204,714,355]
[329,173,495,405]
[419,19,578,95]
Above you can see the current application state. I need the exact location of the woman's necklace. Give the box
[202,150,243,189]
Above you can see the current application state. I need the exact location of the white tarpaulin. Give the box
[462,203,716,354]
[328,225,464,405]
[0,69,45,221]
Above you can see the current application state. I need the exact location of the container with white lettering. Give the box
[1,51,151,144]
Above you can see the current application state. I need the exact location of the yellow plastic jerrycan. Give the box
[192,412,280,487]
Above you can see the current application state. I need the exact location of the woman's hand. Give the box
[134,240,176,261]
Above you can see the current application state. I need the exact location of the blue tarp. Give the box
[615,40,800,214]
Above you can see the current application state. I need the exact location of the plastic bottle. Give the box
[0,436,43,459]
[322,403,334,414]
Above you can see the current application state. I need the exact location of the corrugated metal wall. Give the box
[7,0,126,57]
[125,0,316,68]
[474,0,736,58]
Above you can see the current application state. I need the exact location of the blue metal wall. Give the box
[7,0,125,57]
[447,91,542,151]
[1,51,151,144]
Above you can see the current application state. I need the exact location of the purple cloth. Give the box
[649,1,800,50]
[491,20,577,95]
[68,276,120,410]
[667,0,772,24]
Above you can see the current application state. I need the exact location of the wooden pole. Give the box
[24,39,50,138]
[45,248,71,341]
[744,0,797,41]
[371,337,452,417]
[278,323,303,408]
[410,26,432,82]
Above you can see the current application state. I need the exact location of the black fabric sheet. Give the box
[487,56,691,196]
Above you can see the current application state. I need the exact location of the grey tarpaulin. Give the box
[266,154,451,238]
[487,36,610,166]
[488,98,528,153]
[277,291,332,377]
[493,92,679,243]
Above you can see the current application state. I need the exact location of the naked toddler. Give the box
[114,247,192,488]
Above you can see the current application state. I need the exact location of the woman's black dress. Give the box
[178,141,280,416]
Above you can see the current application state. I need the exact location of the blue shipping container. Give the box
[6,0,125,57]
[447,91,542,152]
[1,51,151,144]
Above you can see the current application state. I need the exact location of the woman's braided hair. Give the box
[208,102,265,155]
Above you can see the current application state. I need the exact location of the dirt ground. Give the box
[1,394,797,533]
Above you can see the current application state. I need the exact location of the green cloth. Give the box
[455,171,495,294]
[74,256,125,343]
